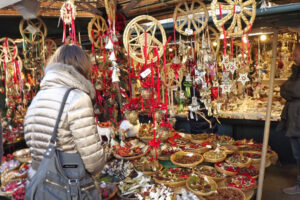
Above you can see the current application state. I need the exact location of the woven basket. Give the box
[139,164,163,176]
[13,148,31,163]
[219,145,239,155]
[203,150,227,163]
[226,176,257,192]
[170,151,204,168]
[189,134,210,144]
[185,147,209,154]
[153,177,187,188]
[117,191,138,200]
[186,174,218,196]
[158,155,171,161]
[225,157,252,168]
[113,151,145,161]
[241,151,262,164]
[215,164,238,176]
[268,150,278,164]
[194,165,226,182]
[208,187,246,200]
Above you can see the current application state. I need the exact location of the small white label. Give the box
[206,145,212,149]
[25,24,40,35]
[185,28,193,35]
[140,68,151,78]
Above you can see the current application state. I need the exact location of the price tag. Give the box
[185,28,193,35]
[140,68,151,78]
[25,24,40,35]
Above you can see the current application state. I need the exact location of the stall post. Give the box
[256,30,278,200]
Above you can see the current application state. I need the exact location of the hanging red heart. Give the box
[211,87,219,99]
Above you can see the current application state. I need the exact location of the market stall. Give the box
[0,0,299,199]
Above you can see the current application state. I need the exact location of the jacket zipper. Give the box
[45,179,67,190]
[81,184,95,191]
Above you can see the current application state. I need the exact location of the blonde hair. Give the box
[47,45,91,79]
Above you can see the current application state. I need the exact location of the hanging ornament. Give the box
[227,61,238,74]
[105,37,114,50]
[216,102,222,113]
[238,73,250,85]
[222,71,230,84]
[206,62,217,78]
[183,73,193,98]
[194,69,206,85]
[221,55,230,69]
[188,96,201,121]
[111,61,120,83]
[60,0,77,25]
[220,84,231,94]
[109,51,117,62]
[178,91,186,113]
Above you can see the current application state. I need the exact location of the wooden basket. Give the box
[186,174,218,196]
[170,151,204,168]
[203,150,227,163]
[215,164,238,176]
[194,165,226,182]
[153,177,187,188]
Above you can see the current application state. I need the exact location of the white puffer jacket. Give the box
[24,63,106,175]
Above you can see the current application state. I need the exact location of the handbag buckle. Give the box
[68,179,78,185]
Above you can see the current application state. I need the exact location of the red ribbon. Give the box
[170,64,181,80]
[91,30,95,54]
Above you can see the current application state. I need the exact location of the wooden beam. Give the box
[0,9,94,17]
[0,0,21,9]
[76,2,102,16]
[121,0,143,16]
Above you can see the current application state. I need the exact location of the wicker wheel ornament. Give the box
[60,0,77,25]
[105,0,116,22]
[19,17,47,44]
[173,0,209,36]
[160,63,183,89]
[88,16,108,48]
[123,15,167,64]
[195,26,220,55]
[211,0,256,37]
[0,38,18,63]
[42,39,57,59]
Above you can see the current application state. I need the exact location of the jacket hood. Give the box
[40,63,95,98]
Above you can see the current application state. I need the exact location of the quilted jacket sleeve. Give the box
[68,91,106,175]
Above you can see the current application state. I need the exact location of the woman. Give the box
[24,45,106,184]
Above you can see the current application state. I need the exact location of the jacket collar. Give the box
[40,63,95,98]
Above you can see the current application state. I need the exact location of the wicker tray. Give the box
[226,175,257,192]
[113,151,145,161]
[215,164,238,176]
[138,164,163,176]
[153,177,187,188]
[225,157,252,168]
[206,187,246,200]
[268,150,278,164]
[186,174,218,196]
[241,151,262,164]
[203,150,227,163]
[194,165,226,182]
[170,151,204,168]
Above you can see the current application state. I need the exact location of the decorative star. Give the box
[220,84,231,94]
[227,61,238,74]
[238,73,250,85]
[221,55,230,68]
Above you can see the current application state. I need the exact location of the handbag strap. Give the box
[49,88,75,144]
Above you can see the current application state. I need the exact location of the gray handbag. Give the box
[25,88,100,200]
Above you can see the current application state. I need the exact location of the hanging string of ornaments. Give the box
[60,0,77,44]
